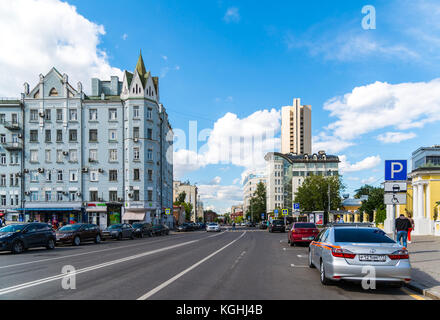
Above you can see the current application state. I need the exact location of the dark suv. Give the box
[0,223,56,254]
[132,223,153,238]
[102,224,135,240]
[56,223,102,246]
[269,220,286,233]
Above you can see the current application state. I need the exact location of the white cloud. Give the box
[210,176,222,185]
[361,176,378,185]
[122,33,128,41]
[233,178,240,185]
[377,131,417,143]
[339,155,381,173]
[162,55,168,61]
[224,7,240,23]
[0,0,123,96]
[312,134,355,154]
[173,108,281,179]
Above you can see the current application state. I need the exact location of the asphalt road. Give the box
[0,227,427,300]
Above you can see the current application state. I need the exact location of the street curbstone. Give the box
[405,281,440,300]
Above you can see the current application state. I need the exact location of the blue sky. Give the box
[1,0,440,213]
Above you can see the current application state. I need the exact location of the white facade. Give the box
[281,98,312,155]
[242,171,266,214]
[173,181,198,222]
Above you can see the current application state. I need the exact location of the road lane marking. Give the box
[401,288,427,300]
[0,232,229,296]
[0,232,218,270]
[290,264,308,268]
[231,251,247,270]
[137,231,247,300]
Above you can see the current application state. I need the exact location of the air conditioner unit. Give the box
[24,191,30,196]
[129,186,134,191]
[39,112,45,117]
[128,193,133,198]
[63,192,68,196]
[88,158,96,163]
[38,168,45,173]
[62,151,69,156]
[23,169,29,174]
[98,168,104,173]
[117,197,123,202]
[98,197,103,202]
[18,134,23,139]
[134,138,139,142]
[76,192,82,197]
[82,167,89,173]
[17,172,22,177]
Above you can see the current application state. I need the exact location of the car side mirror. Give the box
[22,229,28,234]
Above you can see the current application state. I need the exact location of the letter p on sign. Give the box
[385,160,407,181]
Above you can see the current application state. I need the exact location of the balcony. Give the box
[2,121,21,131]
[1,142,23,151]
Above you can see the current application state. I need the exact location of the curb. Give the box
[405,281,440,300]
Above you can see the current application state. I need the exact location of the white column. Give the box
[418,184,424,219]
[413,183,418,218]
[426,184,430,220]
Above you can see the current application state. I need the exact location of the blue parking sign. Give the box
[293,203,300,210]
[274,209,278,214]
[385,160,407,181]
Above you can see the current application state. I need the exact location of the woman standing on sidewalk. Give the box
[408,216,415,244]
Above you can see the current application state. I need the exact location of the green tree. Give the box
[358,186,385,222]
[183,202,193,222]
[174,191,187,205]
[354,185,375,199]
[246,182,266,222]
[294,175,344,222]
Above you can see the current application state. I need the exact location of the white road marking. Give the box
[137,231,247,300]
[297,255,305,258]
[0,233,215,270]
[231,251,247,270]
[0,232,228,296]
[290,264,308,268]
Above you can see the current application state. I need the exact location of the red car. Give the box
[287,222,319,246]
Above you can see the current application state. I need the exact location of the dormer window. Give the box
[49,88,58,97]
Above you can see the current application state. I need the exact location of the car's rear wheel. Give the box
[73,236,81,246]
[46,238,55,250]
[130,233,135,240]
[95,234,101,244]
[117,233,123,241]
[289,239,295,247]
[12,241,24,254]
[320,261,331,285]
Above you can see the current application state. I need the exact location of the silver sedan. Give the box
[308,225,411,287]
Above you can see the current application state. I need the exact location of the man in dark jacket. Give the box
[395,214,412,247]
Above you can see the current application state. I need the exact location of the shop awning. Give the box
[16,208,81,212]
[122,211,146,221]
[86,207,107,213]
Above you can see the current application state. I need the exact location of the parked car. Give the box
[246,222,256,228]
[151,224,170,236]
[197,223,206,230]
[102,224,135,240]
[287,222,319,246]
[176,223,193,232]
[56,223,102,246]
[188,222,198,230]
[269,220,285,233]
[258,222,268,230]
[132,223,153,238]
[0,223,56,254]
[309,225,411,287]
[206,223,221,232]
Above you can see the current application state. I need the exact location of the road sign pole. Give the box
[393,204,396,241]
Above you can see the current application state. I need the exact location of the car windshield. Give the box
[273,220,284,225]
[294,223,316,229]
[208,223,217,226]
[108,224,122,229]
[132,223,142,228]
[0,224,25,233]
[334,228,395,243]
[59,224,83,231]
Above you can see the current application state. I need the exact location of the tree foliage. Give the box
[358,187,385,218]
[246,182,267,222]
[173,191,193,222]
[294,175,344,212]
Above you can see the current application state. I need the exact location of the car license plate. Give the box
[302,237,314,240]
[359,254,386,262]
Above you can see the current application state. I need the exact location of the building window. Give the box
[30,130,38,142]
[147,190,153,202]
[70,170,78,182]
[90,170,99,182]
[109,149,118,162]
[57,191,63,201]
[133,127,139,139]
[30,109,38,121]
[69,192,76,202]
[89,129,98,142]
[90,191,98,202]
[109,191,117,202]
[89,149,98,162]
[133,190,140,201]
[44,150,51,163]
[133,148,140,161]
[69,109,78,121]
[10,152,19,165]
[45,129,51,142]
[69,129,77,142]
[0,175,5,186]
[109,109,117,120]
[30,150,38,163]
[147,107,152,119]
[69,149,77,162]
[1,195,6,206]
[109,129,117,141]
[0,134,5,144]
[133,169,140,181]
[0,114,5,124]
[147,169,153,181]
[0,153,6,165]
[44,109,51,121]
[45,191,52,202]
[57,170,63,182]
[109,170,118,182]
[30,171,38,182]
[56,150,63,163]
[46,170,52,182]
[56,109,63,121]
[147,149,153,161]
[147,128,152,140]
[89,109,98,121]
[56,130,63,142]
[133,106,139,119]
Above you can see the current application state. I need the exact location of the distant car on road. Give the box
[176,223,194,232]
[245,222,256,228]
[309,225,411,287]
[206,223,221,232]
[287,223,319,246]
[197,223,206,230]
[151,224,170,236]
[102,224,135,240]
[258,222,268,230]
[0,223,56,254]
[132,223,153,238]
[56,223,102,246]
[269,220,285,233]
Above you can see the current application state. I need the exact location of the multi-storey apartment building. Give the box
[281,98,311,155]
[265,151,339,214]
[173,180,198,222]
[0,53,173,228]
[242,171,266,215]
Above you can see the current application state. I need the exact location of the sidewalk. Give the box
[406,235,440,300]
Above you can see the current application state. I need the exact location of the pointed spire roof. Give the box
[135,51,148,87]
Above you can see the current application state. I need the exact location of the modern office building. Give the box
[265,151,339,214]
[412,145,440,170]
[281,98,312,155]
[0,53,174,228]
[242,171,266,215]
[173,180,198,222]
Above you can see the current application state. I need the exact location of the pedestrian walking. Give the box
[408,216,415,244]
[395,214,412,248]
